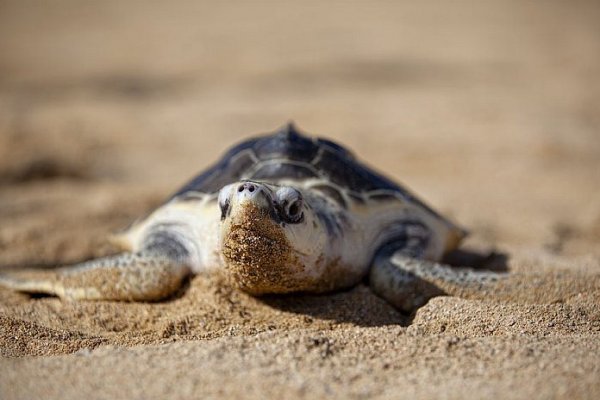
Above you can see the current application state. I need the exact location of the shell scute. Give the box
[312,147,398,193]
[250,163,319,181]
[253,125,319,162]
[170,123,417,210]
[172,148,256,196]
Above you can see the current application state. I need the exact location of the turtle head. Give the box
[218,180,329,294]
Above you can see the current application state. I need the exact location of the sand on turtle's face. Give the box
[221,203,300,294]
[220,202,353,295]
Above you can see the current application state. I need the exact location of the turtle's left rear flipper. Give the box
[0,252,191,301]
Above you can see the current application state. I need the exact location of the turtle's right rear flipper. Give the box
[0,252,191,301]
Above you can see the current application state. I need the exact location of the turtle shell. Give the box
[170,123,440,217]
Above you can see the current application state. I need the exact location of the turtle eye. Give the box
[285,198,303,222]
[276,187,304,224]
[218,185,232,220]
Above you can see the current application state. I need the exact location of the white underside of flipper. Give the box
[118,197,223,273]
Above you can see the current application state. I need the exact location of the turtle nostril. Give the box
[238,182,256,193]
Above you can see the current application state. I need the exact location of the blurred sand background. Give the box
[0,0,599,399]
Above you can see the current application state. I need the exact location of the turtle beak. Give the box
[233,182,271,210]
[219,182,272,221]
[219,181,275,223]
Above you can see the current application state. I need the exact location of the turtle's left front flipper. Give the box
[0,252,191,301]
[369,251,503,313]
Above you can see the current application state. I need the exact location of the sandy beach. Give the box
[0,1,599,398]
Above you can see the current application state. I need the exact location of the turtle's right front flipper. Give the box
[0,252,191,301]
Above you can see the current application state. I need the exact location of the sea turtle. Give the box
[0,123,498,312]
